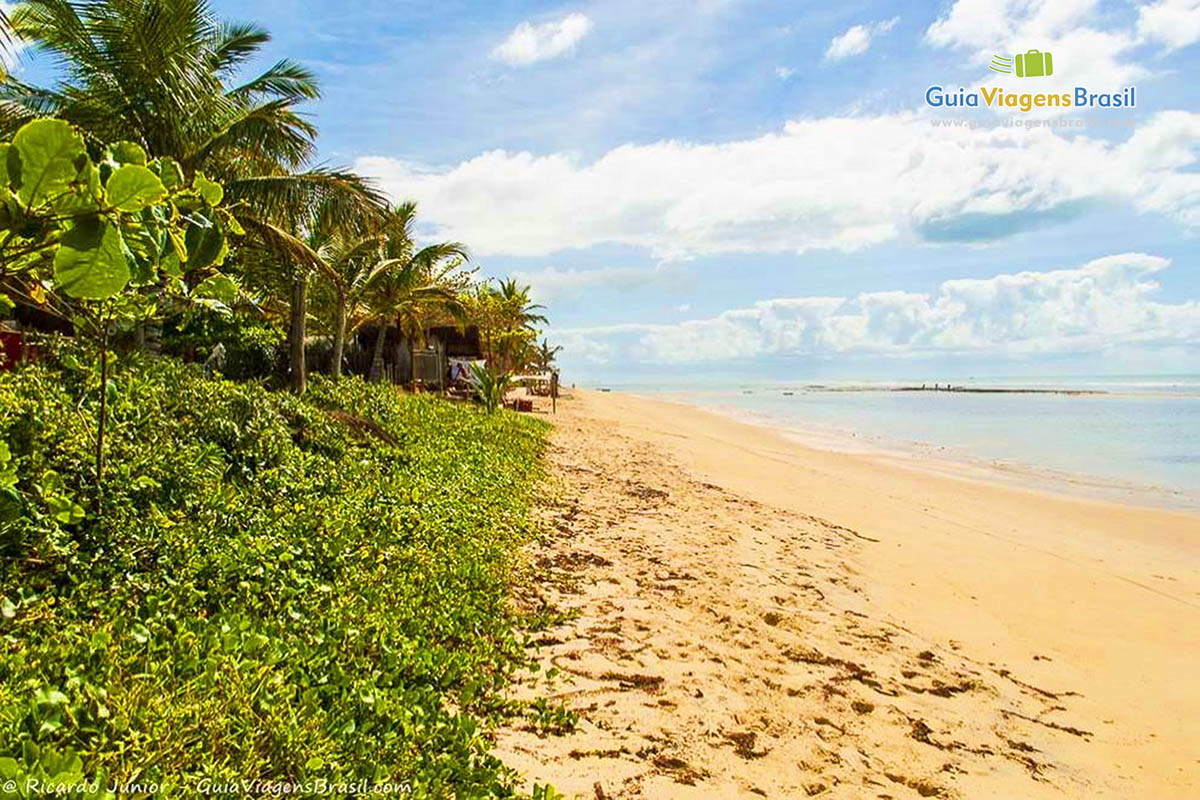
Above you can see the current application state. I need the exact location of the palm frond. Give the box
[226,168,388,227]
[8,0,321,173]
[229,59,318,102]
[189,98,317,172]
[210,20,270,74]
[411,242,470,270]
[9,0,102,72]
[0,81,67,136]
[333,233,386,271]
[239,216,326,275]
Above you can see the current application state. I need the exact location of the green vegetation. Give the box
[0,116,235,306]
[0,2,572,792]
[470,364,512,414]
[0,349,549,795]
[466,281,549,376]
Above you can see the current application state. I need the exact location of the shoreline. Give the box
[499,388,1200,798]
[625,389,1200,513]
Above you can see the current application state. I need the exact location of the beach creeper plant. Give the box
[0,355,549,795]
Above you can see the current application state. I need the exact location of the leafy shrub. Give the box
[469,365,511,414]
[161,309,286,381]
[0,349,548,797]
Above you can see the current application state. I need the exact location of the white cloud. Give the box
[553,254,1200,364]
[1137,0,1200,50]
[510,264,673,303]
[492,13,594,67]
[354,111,1200,259]
[775,66,797,80]
[825,17,899,61]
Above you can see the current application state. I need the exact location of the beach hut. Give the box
[348,324,484,387]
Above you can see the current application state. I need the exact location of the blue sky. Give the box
[21,0,1200,381]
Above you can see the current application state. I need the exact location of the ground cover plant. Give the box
[0,347,549,797]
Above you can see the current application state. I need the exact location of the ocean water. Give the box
[602,375,1200,510]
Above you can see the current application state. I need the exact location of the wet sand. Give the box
[496,389,1200,799]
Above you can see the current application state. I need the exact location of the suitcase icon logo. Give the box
[989,49,1054,78]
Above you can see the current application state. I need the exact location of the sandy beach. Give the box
[497,389,1200,799]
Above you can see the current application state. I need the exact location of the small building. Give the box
[349,324,483,386]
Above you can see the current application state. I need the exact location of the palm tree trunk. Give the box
[331,293,347,380]
[369,323,389,383]
[289,274,308,395]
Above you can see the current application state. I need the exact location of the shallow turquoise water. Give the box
[601,375,1200,509]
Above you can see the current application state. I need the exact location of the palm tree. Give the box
[304,201,468,382]
[2,0,387,394]
[496,278,548,330]
[237,181,386,392]
[468,279,547,373]
[1,0,316,174]
[311,228,387,381]
[534,339,561,372]
[357,204,470,383]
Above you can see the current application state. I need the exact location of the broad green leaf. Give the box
[194,171,223,206]
[35,688,68,707]
[195,273,239,305]
[212,236,230,267]
[40,470,65,492]
[218,207,244,235]
[37,712,64,736]
[46,494,85,524]
[0,293,12,315]
[119,223,161,285]
[0,143,9,188]
[168,227,188,263]
[53,216,130,299]
[129,252,154,285]
[153,157,185,190]
[161,251,183,278]
[109,141,147,166]
[105,165,166,212]
[12,119,87,209]
[184,212,225,269]
[52,162,102,215]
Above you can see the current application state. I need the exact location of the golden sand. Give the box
[496,390,1200,799]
